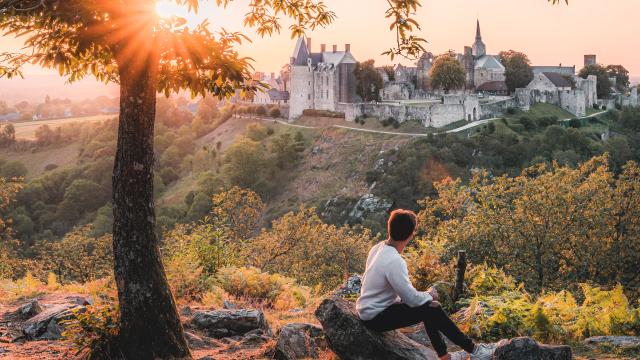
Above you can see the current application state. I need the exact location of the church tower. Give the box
[472,20,486,58]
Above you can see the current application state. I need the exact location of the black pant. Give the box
[363,302,475,357]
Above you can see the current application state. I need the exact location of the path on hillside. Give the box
[237,109,609,138]
[236,115,495,137]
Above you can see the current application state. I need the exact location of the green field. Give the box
[504,103,575,121]
[10,114,116,140]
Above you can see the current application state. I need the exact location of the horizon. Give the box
[0,0,638,102]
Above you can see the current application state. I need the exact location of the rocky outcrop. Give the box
[333,275,362,299]
[190,309,270,338]
[584,336,640,350]
[494,337,572,360]
[315,296,438,360]
[348,194,393,224]
[15,300,42,319]
[275,323,326,360]
[22,303,86,340]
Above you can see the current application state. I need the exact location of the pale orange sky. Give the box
[1,0,638,81]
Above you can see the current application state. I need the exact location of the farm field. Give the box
[10,114,117,140]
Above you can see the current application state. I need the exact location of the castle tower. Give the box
[584,54,597,67]
[416,52,433,91]
[472,19,486,58]
[463,46,475,89]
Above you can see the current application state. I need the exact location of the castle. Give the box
[288,38,357,119]
[279,21,635,126]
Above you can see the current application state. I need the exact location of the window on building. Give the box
[308,94,311,100]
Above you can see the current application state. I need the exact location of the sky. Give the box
[0,0,638,102]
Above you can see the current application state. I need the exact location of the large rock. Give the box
[190,309,270,338]
[22,303,85,340]
[584,336,640,350]
[494,337,572,360]
[333,275,362,299]
[275,323,326,360]
[15,300,43,319]
[315,296,438,360]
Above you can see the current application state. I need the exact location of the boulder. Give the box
[494,337,572,360]
[15,300,43,319]
[315,296,438,360]
[22,303,85,340]
[333,275,362,299]
[584,336,640,350]
[190,309,270,338]
[184,331,220,350]
[275,323,326,360]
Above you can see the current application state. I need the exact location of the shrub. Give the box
[466,264,518,297]
[519,117,535,131]
[382,117,394,127]
[215,266,309,309]
[245,123,271,141]
[160,167,180,185]
[302,109,345,119]
[256,105,267,116]
[506,107,517,115]
[392,119,401,129]
[568,118,582,128]
[269,108,281,118]
[44,163,59,172]
[247,207,372,291]
[62,304,120,359]
[36,228,113,283]
[593,103,600,110]
[201,285,231,308]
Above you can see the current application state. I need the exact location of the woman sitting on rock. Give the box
[356,209,495,360]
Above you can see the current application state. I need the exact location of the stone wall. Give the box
[480,98,516,119]
[337,94,482,128]
[616,88,639,108]
[516,87,586,117]
[515,88,531,111]
[560,90,586,117]
[576,75,597,107]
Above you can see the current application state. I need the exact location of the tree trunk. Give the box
[112,50,190,359]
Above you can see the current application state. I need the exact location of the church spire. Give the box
[472,19,486,58]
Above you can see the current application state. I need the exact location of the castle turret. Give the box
[472,20,486,58]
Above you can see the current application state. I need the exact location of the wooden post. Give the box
[453,250,467,302]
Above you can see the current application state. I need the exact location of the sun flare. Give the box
[155,1,184,19]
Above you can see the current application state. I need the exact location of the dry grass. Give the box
[3,142,80,179]
[10,114,115,140]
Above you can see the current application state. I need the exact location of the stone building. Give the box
[527,72,573,92]
[288,38,357,119]
[379,53,434,101]
[531,65,575,76]
[584,54,597,67]
[457,20,506,91]
[252,72,289,105]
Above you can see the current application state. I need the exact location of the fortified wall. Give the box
[337,95,481,128]
[516,89,587,118]
[617,87,639,108]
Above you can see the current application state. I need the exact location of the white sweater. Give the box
[356,241,432,321]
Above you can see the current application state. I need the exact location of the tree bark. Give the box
[452,250,467,302]
[112,47,190,359]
